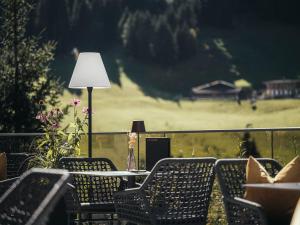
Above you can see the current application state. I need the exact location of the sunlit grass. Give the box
[61,72,300,132]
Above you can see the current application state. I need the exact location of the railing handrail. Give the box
[0,127,300,136]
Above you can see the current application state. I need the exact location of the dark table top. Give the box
[69,170,150,177]
[243,182,300,191]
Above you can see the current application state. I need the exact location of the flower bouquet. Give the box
[127,132,137,171]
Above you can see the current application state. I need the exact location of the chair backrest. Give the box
[6,153,31,178]
[59,157,124,205]
[0,168,70,225]
[215,158,282,199]
[141,157,216,224]
[0,177,18,197]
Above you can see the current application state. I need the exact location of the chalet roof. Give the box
[192,89,241,95]
[263,79,300,84]
[192,80,238,94]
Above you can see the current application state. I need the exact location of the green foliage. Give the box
[135,11,154,60]
[30,100,88,168]
[118,7,129,33]
[152,16,178,65]
[119,1,201,65]
[176,23,198,60]
[0,0,63,132]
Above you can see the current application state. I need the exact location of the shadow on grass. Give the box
[52,22,300,99]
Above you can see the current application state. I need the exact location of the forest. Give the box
[2,0,300,98]
[29,0,300,54]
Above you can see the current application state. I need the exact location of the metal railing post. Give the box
[271,130,274,159]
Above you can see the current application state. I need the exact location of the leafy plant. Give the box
[30,99,88,168]
[0,0,63,132]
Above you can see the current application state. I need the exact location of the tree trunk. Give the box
[13,0,20,132]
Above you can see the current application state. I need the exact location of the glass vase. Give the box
[127,148,136,171]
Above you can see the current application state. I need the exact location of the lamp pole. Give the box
[131,120,145,170]
[87,87,93,158]
[137,132,140,170]
[69,52,111,158]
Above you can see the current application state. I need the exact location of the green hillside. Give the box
[51,22,300,131]
[54,22,300,98]
[60,71,300,132]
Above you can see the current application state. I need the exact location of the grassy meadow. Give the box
[59,72,300,170]
[61,72,300,132]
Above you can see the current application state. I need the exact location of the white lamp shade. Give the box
[69,52,111,89]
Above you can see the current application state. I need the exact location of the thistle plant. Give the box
[30,99,88,168]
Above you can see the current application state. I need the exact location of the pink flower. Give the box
[36,112,47,123]
[82,107,89,115]
[72,98,80,106]
[35,114,41,120]
[51,122,60,129]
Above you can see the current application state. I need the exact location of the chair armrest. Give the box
[0,177,18,197]
[114,189,153,224]
[121,178,142,189]
[63,182,81,212]
[17,155,36,176]
[134,182,142,187]
[118,187,140,193]
[224,197,268,225]
[234,197,264,210]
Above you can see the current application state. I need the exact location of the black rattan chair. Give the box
[0,177,18,196]
[0,168,70,225]
[59,157,125,224]
[6,153,33,178]
[215,158,282,225]
[114,157,216,225]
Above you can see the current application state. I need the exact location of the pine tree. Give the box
[118,7,129,34]
[152,16,178,65]
[176,2,197,27]
[135,11,154,59]
[176,23,198,60]
[0,0,63,132]
[121,11,139,56]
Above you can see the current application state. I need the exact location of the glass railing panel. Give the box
[165,131,272,159]
[0,134,40,153]
[273,130,300,164]
[80,133,128,170]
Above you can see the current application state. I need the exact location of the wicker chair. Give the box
[0,177,18,197]
[114,157,216,225]
[6,153,33,178]
[215,158,282,225]
[59,157,126,224]
[0,168,70,225]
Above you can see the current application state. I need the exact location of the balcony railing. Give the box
[0,127,299,170]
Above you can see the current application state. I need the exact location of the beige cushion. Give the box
[0,152,7,181]
[291,198,300,225]
[245,156,300,219]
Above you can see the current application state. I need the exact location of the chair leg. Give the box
[78,213,82,225]
[87,213,92,225]
[109,214,114,225]
[67,213,71,225]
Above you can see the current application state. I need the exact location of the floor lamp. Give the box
[69,52,111,157]
[131,120,146,170]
